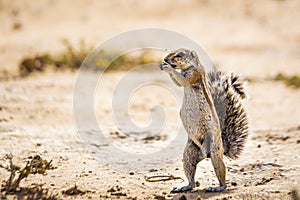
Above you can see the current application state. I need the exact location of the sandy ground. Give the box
[0,0,300,199]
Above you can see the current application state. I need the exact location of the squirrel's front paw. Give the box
[159,61,172,72]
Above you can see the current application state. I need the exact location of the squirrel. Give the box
[160,48,249,193]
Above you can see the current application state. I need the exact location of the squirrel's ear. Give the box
[190,50,197,59]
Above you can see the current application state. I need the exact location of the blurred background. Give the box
[1,0,300,77]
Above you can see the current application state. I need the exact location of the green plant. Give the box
[18,39,93,76]
[18,39,160,76]
[0,154,58,199]
[274,72,300,88]
[19,54,53,76]
[53,38,93,69]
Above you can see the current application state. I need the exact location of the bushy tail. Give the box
[207,68,249,159]
[227,73,247,100]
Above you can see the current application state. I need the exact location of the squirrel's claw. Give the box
[171,185,193,193]
[159,61,170,71]
[206,185,227,192]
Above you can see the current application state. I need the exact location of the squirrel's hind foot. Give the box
[171,185,193,193]
[206,185,226,192]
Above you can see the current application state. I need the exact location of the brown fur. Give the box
[160,48,248,193]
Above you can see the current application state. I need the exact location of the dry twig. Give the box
[145,175,184,182]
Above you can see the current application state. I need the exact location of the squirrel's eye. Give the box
[176,52,185,58]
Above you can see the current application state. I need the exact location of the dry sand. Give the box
[0,0,300,199]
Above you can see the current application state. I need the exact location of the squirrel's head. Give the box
[161,48,208,86]
[161,48,200,71]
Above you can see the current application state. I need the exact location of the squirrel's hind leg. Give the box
[171,139,204,193]
[206,139,227,192]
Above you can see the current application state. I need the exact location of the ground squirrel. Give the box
[160,48,248,192]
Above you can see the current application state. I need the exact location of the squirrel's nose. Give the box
[159,61,166,70]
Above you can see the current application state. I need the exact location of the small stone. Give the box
[179,194,187,200]
[196,196,202,200]
[231,182,237,186]
[257,144,261,148]
[129,172,134,175]
[154,195,166,200]
[12,22,22,30]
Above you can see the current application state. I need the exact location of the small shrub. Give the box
[53,38,93,69]
[18,38,159,76]
[274,72,300,88]
[19,39,93,77]
[0,154,58,199]
[19,54,53,77]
